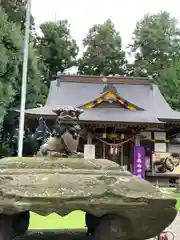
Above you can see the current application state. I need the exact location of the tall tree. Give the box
[129,11,180,110]
[13,46,48,109]
[0,3,47,156]
[0,0,35,31]
[130,11,180,77]
[157,62,180,110]
[0,7,23,118]
[0,7,23,156]
[78,19,126,76]
[0,1,47,111]
[38,20,79,85]
[1,41,48,149]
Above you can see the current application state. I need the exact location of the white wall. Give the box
[154,132,166,152]
[168,144,180,153]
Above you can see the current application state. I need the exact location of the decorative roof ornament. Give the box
[78,76,140,110]
[101,77,118,94]
[102,77,108,83]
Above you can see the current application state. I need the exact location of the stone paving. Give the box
[148,211,179,239]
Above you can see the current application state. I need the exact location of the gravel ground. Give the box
[15,213,180,240]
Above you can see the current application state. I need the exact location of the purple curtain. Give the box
[133,146,145,179]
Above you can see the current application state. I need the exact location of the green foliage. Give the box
[130,11,180,77]
[13,46,48,109]
[0,7,23,117]
[38,20,79,85]
[0,0,34,31]
[78,19,126,76]
[157,62,180,110]
[129,11,180,110]
[0,2,48,156]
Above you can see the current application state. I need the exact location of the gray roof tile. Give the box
[25,79,180,123]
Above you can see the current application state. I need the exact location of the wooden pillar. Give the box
[127,141,131,171]
[135,134,140,146]
[120,145,123,166]
[103,142,106,159]
[120,134,125,166]
[87,132,92,144]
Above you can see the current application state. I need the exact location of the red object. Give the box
[159,232,169,240]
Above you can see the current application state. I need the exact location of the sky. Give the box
[31,0,180,47]
[31,0,180,64]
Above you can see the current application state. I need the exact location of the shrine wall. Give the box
[168,144,180,153]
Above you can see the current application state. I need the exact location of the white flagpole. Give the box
[18,0,31,157]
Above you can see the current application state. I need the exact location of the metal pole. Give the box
[18,0,31,157]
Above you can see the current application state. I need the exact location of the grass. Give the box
[176,200,180,210]
[29,211,85,230]
[171,191,180,210]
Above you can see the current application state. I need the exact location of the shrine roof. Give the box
[24,107,161,123]
[23,75,180,123]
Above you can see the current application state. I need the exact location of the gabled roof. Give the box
[24,75,180,123]
[44,76,152,110]
[79,87,144,110]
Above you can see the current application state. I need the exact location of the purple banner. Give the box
[133,146,145,179]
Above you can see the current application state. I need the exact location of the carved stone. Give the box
[36,106,84,157]
[0,156,177,239]
[0,214,13,240]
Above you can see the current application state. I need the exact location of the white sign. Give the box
[84,144,95,159]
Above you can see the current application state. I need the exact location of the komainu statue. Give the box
[37,106,84,157]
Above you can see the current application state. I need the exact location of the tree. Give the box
[38,20,79,85]
[0,4,47,156]
[1,36,48,154]
[0,7,23,156]
[130,11,180,77]
[0,0,35,31]
[129,11,180,110]
[78,19,126,76]
[13,45,48,109]
[0,1,46,111]
[157,61,180,110]
[0,7,23,118]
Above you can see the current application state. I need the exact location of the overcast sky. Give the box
[31,0,180,48]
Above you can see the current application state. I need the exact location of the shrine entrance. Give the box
[87,131,135,171]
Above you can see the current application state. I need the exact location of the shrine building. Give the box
[24,74,180,187]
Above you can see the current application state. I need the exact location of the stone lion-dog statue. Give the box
[36,106,84,158]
